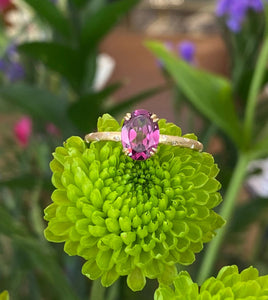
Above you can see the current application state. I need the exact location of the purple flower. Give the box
[216,0,233,16]
[0,44,25,82]
[0,59,8,72]
[226,18,243,32]
[216,0,265,32]
[7,62,25,82]
[157,40,196,69]
[7,44,17,58]
[247,0,264,11]
[178,41,196,64]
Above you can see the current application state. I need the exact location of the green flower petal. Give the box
[44,114,224,291]
[154,266,268,300]
[82,259,103,280]
[159,119,182,136]
[127,267,146,292]
[97,113,121,132]
[0,291,9,300]
[101,267,120,287]
[154,286,174,300]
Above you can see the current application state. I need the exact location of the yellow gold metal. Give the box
[85,132,203,152]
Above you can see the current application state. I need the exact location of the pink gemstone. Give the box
[121,109,159,160]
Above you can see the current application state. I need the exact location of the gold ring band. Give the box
[85,132,203,152]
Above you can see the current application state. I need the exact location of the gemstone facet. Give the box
[121,109,160,160]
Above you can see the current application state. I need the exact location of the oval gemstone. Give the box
[121,109,160,160]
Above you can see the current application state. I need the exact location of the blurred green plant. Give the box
[146,1,268,286]
[0,0,168,299]
[1,0,268,299]
[0,0,165,135]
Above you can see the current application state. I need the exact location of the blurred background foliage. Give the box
[1,0,268,299]
[0,0,163,298]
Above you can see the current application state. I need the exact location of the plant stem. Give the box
[89,279,106,300]
[106,280,120,300]
[244,5,268,145]
[197,153,249,284]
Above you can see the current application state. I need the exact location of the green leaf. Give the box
[22,0,71,37]
[68,83,122,132]
[146,41,242,148]
[0,207,79,299]
[83,49,98,91]
[14,236,80,300]
[253,100,268,151]
[69,0,88,8]
[106,85,168,116]
[230,14,265,100]
[83,0,107,16]
[18,42,84,90]
[251,131,268,159]
[0,206,22,236]
[0,174,52,190]
[81,0,139,52]
[0,83,73,135]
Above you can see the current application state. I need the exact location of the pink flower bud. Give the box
[14,116,32,148]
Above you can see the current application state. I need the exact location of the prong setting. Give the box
[149,147,158,156]
[150,113,159,123]
[124,113,131,121]
[123,148,132,156]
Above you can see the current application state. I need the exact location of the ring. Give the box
[85,109,203,161]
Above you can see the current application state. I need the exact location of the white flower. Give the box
[247,159,268,197]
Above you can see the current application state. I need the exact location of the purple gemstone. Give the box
[121,109,160,160]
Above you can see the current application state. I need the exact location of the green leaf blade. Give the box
[22,0,71,38]
[18,42,84,90]
[68,83,123,132]
[146,41,243,148]
[81,0,139,52]
[0,83,73,135]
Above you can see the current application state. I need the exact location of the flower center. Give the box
[121,109,160,160]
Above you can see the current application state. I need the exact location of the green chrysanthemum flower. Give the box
[0,291,9,300]
[44,114,224,291]
[155,265,268,300]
